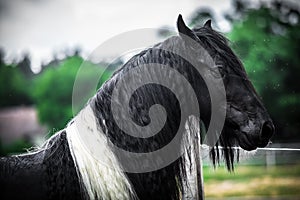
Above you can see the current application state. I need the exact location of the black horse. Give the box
[0,15,274,200]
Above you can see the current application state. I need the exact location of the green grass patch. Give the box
[204,164,300,198]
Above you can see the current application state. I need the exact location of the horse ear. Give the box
[177,14,198,41]
[204,19,212,29]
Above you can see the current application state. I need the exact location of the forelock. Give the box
[193,27,248,78]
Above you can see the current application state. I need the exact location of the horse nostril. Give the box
[261,121,274,139]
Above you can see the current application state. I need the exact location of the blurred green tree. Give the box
[32,56,83,130]
[0,63,31,107]
[17,53,33,79]
[31,55,113,132]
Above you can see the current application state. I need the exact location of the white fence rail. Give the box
[201,143,300,166]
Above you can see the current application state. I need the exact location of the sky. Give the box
[0,0,234,72]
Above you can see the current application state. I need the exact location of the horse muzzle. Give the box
[236,120,275,151]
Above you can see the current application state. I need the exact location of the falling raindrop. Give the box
[289,13,299,25]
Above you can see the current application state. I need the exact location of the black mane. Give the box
[91,38,190,199]
[193,27,247,80]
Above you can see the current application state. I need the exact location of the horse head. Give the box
[177,15,274,169]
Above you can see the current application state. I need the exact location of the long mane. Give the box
[90,36,192,199]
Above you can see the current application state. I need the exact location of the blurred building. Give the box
[0,106,47,145]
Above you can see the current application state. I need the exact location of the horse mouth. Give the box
[225,121,258,151]
[227,119,272,151]
[236,132,258,151]
[234,130,270,151]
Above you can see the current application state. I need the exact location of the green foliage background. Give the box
[32,56,85,130]
[0,64,31,107]
[0,54,114,155]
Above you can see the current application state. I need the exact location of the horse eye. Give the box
[219,67,227,77]
[211,66,226,78]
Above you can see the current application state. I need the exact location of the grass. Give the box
[203,164,300,198]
